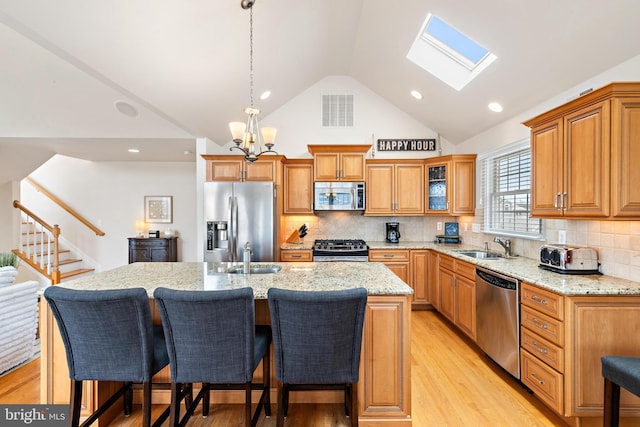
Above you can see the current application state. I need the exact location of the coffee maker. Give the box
[386,222,401,243]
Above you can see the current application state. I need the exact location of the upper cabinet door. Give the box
[340,152,366,181]
[531,119,564,216]
[395,163,425,214]
[451,156,476,215]
[611,97,640,217]
[365,163,394,215]
[314,153,341,181]
[207,159,243,181]
[563,100,610,217]
[283,160,314,214]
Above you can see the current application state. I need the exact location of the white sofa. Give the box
[0,280,39,374]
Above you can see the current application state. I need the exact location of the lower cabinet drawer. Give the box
[521,349,563,415]
[521,327,564,372]
[281,250,312,262]
[521,305,564,346]
[369,250,410,262]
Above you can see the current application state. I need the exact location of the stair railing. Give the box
[25,177,105,236]
[12,200,61,284]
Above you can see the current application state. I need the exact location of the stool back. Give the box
[44,286,157,383]
[268,287,367,384]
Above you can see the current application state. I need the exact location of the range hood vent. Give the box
[322,95,354,127]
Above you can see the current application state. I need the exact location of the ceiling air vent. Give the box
[322,95,354,127]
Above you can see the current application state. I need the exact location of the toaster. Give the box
[539,244,601,274]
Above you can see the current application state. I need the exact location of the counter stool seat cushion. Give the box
[601,355,640,427]
[602,356,640,397]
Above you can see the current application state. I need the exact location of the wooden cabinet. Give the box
[369,248,433,310]
[427,250,439,311]
[128,237,177,263]
[424,155,476,215]
[520,282,640,422]
[365,160,424,216]
[203,155,282,182]
[520,283,565,415]
[369,249,409,283]
[524,82,640,219]
[280,249,312,262]
[307,144,369,181]
[611,96,640,217]
[283,159,313,214]
[437,254,476,340]
[410,250,429,309]
[528,101,610,218]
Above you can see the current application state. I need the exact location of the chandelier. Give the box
[229,0,277,163]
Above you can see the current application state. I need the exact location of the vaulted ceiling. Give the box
[1,0,640,174]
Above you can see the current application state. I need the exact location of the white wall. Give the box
[215,76,455,159]
[0,182,14,252]
[23,155,196,271]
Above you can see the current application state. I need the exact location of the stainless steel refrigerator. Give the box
[204,181,277,262]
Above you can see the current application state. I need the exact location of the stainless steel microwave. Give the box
[314,182,365,211]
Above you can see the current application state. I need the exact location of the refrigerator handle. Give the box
[228,196,236,262]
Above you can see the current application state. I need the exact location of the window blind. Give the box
[483,146,542,238]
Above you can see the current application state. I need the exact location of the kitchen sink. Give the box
[455,250,503,260]
[227,264,282,274]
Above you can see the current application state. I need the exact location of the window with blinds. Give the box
[483,145,542,238]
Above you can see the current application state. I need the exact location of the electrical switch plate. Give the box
[472,223,481,233]
[558,230,566,244]
[436,222,443,231]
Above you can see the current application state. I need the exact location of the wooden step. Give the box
[60,268,95,281]
[58,258,82,266]
[27,249,71,257]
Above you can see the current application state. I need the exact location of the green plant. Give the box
[0,252,19,268]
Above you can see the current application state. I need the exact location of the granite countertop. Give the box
[365,240,640,296]
[58,261,413,299]
[281,241,640,296]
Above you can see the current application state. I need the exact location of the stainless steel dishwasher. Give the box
[476,266,520,379]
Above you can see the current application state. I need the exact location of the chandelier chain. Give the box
[249,7,254,108]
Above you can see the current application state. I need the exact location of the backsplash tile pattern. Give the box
[282,213,640,282]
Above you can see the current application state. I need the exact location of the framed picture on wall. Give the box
[145,196,173,223]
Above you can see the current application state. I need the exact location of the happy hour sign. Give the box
[377,139,437,151]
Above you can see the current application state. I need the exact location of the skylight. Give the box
[407,13,496,91]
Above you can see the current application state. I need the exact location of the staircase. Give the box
[13,179,104,285]
[16,220,94,283]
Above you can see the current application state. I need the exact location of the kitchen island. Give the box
[40,261,414,426]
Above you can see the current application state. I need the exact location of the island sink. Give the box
[227,264,282,274]
[456,250,503,260]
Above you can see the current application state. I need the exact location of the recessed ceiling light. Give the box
[128,148,140,153]
[488,102,503,112]
[184,150,193,155]
[114,100,138,117]
[260,91,271,100]
[411,90,423,100]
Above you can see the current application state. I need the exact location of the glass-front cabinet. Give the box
[425,155,476,215]
[427,163,448,211]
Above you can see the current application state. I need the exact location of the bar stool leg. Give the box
[603,378,621,427]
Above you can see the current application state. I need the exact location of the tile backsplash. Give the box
[282,213,640,282]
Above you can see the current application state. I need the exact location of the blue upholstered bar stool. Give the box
[267,287,368,427]
[43,286,170,427]
[601,356,640,426]
[154,287,271,427]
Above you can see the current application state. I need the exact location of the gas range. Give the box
[312,239,369,262]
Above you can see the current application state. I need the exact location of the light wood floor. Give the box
[0,311,568,426]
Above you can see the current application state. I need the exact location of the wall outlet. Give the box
[436,222,443,231]
[472,223,481,233]
[558,230,566,244]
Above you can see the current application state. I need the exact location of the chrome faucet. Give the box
[493,237,512,257]
[243,242,252,274]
